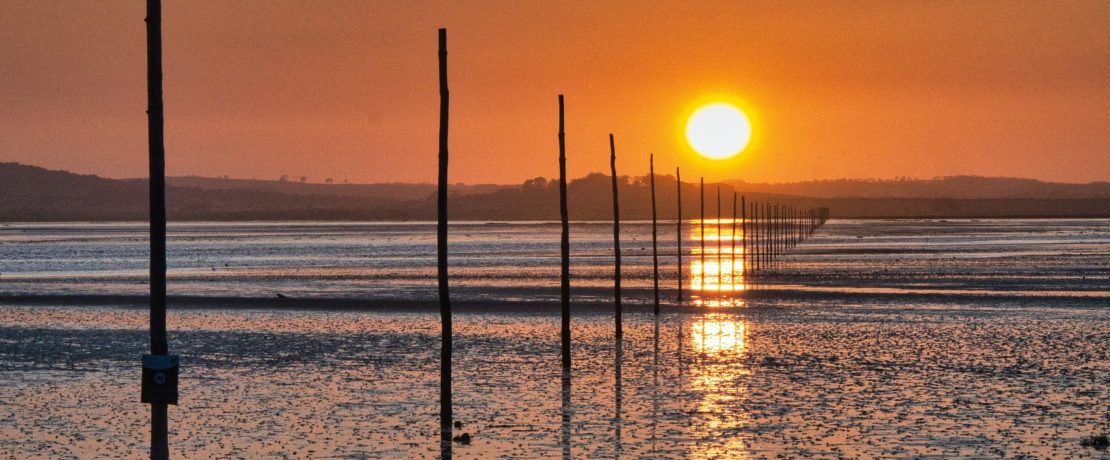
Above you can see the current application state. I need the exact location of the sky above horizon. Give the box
[2,1,1108,185]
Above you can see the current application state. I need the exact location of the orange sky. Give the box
[2,1,1108,184]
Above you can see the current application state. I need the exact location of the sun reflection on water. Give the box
[687,315,751,458]
[691,219,748,306]
[690,316,747,356]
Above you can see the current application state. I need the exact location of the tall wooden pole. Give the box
[649,154,660,315]
[144,1,169,458]
[675,167,683,302]
[436,28,453,457]
[558,95,571,370]
[609,134,622,340]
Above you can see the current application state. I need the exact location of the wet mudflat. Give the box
[2,300,1108,458]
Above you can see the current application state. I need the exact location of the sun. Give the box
[685,102,752,160]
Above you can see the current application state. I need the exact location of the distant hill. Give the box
[169,176,511,199]
[1,162,1108,221]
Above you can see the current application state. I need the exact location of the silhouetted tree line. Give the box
[3,162,1109,221]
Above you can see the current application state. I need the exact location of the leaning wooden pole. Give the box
[143,1,171,458]
[436,28,453,456]
[609,134,622,340]
[558,95,571,370]
[675,167,683,302]
[649,154,660,315]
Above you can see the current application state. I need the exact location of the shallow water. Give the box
[1,219,1108,305]
[1,303,1109,458]
[2,219,1109,458]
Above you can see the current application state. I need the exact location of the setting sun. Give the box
[685,102,752,160]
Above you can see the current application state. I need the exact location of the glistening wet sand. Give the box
[2,301,1108,458]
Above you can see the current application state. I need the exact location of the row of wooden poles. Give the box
[685,183,831,298]
[434,29,826,458]
[139,20,827,458]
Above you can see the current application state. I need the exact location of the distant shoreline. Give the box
[3,163,1109,221]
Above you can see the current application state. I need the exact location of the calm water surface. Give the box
[1,219,1109,458]
[2,219,1108,303]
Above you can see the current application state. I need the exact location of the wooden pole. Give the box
[716,186,722,291]
[558,95,571,370]
[609,134,622,340]
[649,154,660,315]
[774,203,779,266]
[144,1,169,458]
[751,202,757,275]
[675,167,683,302]
[699,178,705,291]
[754,203,760,273]
[436,28,452,457]
[731,192,737,290]
[761,203,767,272]
[773,204,779,266]
[741,196,747,277]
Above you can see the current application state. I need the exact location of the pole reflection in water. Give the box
[561,368,572,460]
[613,337,623,457]
[691,218,748,306]
[687,314,751,458]
[650,316,660,455]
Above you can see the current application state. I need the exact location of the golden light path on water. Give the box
[688,315,751,458]
[690,218,748,307]
[683,218,754,455]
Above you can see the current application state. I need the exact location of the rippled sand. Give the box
[2,301,1108,458]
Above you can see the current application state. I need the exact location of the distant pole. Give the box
[609,134,622,340]
[741,196,746,277]
[649,154,660,315]
[773,204,778,266]
[699,178,705,290]
[779,205,784,261]
[558,95,571,370]
[757,203,762,273]
[753,203,759,274]
[769,203,774,267]
[144,0,170,458]
[716,186,722,291]
[762,203,768,270]
[436,28,453,457]
[675,167,683,302]
[731,192,737,290]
